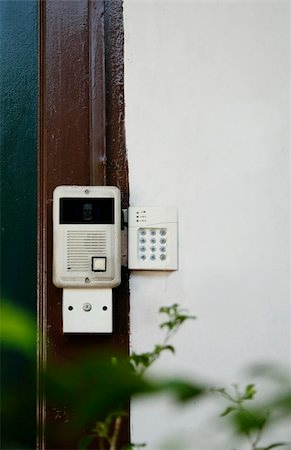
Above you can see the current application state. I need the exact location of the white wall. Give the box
[124,1,290,449]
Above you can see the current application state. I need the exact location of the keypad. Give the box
[138,228,167,262]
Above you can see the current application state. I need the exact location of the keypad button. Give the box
[150,254,156,260]
[140,254,146,260]
[150,238,156,244]
[160,254,166,261]
[160,238,166,244]
[150,246,156,252]
[150,229,156,236]
[140,246,146,252]
[160,229,166,236]
[160,246,166,253]
[140,237,146,244]
[140,229,146,236]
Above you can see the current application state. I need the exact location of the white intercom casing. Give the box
[53,185,121,289]
[128,207,178,270]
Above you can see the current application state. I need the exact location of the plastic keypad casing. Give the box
[128,207,178,270]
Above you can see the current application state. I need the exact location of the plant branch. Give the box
[110,416,123,450]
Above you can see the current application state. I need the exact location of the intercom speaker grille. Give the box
[66,231,107,272]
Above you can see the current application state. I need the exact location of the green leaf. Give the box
[94,420,109,439]
[220,406,237,417]
[154,344,175,355]
[159,379,205,401]
[160,320,176,330]
[0,300,36,357]
[231,409,268,434]
[159,304,196,328]
[263,443,288,449]
[78,434,96,450]
[243,384,256,400]
[159,306,172,314]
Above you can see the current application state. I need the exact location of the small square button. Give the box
[92,257,106,272]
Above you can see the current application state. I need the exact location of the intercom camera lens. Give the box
[83,203,93,221]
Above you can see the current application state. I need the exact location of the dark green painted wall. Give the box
[0,1,37,448]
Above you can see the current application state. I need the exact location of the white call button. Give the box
[92,257,106,272]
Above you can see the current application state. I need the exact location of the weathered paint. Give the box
[105,0,129,209]
[89,0,106,186]
[0,1,38,448]
[38,1,129,448]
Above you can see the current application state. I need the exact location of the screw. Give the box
[102,306,108,311]
[85,189,89,194]
[83,303,92,311]
[85,277,90,283]
[68,306,73,311]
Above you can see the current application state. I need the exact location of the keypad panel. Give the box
[138,228,167,262]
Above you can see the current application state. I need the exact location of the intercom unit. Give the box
[128,207,178,270]
[53,185,121,289]
[53,185,121,334]
[53,187,178,333]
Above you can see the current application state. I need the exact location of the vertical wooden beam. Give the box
[104,0,129,208]
[38,1,129,448]
[89,0,106,186]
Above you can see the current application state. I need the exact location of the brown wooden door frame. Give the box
[38,1,129,448]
